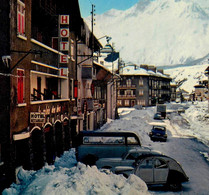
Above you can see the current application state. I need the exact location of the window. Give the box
[127,79,131,87]
[154,159,168,169]
[117,100,122,106]
[17,0,25,36]
[139,89,144,96]
[139,79,143,86]
[125,100,129,106]
[137,99,145,106]
[127,137,139,145]
[125,90,132,96]
[17,69,25,104]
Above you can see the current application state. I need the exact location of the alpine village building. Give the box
[0,0,172,191]
[0,0,117,190]
[117,64,172,107]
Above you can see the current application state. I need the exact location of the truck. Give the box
[75,131,141,166]
[156,104,167,118]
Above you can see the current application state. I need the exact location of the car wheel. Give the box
[83,154,98,166]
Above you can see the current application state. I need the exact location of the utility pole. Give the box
[91,4,95,56]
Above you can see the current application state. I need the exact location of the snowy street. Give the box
[3,102,209,194]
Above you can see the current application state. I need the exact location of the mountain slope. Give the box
[91,0,209,66]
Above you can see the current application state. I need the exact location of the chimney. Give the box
[140,64,148,71]
[148,65,156,73]
[157,69,164,74]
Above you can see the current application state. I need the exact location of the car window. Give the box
[154,158,168,169]
[127,137,139,144]
[126,152,139,160]
[139,159,153,169]
[83,136,125,144]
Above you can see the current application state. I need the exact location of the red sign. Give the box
[60,55,68,63]
[60,15,69,25]
[60,42,69,51]
[91,83,95,96]
[74,80,78,98]
[60,28,69,37]
[59,68,68,76]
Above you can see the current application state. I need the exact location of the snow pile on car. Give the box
[2,149,150,195]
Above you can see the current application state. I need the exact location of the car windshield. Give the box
[152,126,166,134]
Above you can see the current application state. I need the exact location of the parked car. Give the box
[75,131,141,165]
[96,148,162,170]
[153,113,163,120]
[114,154,189,191]
[149,124,167,142]
[177,107,185,114]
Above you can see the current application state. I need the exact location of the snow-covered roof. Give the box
[120,65,171,79]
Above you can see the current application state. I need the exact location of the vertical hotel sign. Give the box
[59,15,69,64]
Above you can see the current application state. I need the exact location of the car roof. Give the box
[128,148,162,155]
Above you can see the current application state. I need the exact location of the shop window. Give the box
[17,69,25,104]
[17,0,25,36]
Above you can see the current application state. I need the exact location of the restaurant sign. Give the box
[30,112,45,123]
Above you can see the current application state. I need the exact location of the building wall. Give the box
[117,74,171,107]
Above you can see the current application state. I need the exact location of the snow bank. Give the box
[180,101,209,146]
[3,149,149,195]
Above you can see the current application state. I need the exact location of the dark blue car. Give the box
[149,125,167,142]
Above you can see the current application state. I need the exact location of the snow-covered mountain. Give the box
[89,0,209,67]
[165,64,208,93]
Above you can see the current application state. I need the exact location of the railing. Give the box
[31,88,60,101]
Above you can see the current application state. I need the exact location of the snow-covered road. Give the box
[100,103,209,194]
[3,102,209,194]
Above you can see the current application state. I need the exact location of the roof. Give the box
[120,65,171,79]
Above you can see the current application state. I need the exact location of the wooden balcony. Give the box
[117,85,136,89]
[117,95,136,99]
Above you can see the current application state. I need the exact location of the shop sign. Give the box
[30,112,45,123]
[44,106,50,115]
[56,105,61,113]
[51,106,56,114]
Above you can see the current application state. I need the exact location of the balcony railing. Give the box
[117,95,136,99]
[117,85,136,89]
[31,88,60,101]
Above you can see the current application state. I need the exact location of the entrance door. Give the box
[44,125,55,165]
[31,129,44,170]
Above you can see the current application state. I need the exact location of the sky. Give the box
[78,0,139,18]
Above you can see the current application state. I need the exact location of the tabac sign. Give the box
[30,112,45,123]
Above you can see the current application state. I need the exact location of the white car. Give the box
[114,154,189,191]
[96,147,161,170]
